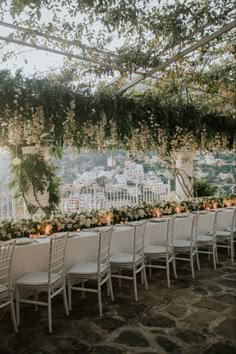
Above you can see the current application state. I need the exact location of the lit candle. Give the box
[106,215,111,225]
[45,224,53,235]
[176,206,180,214]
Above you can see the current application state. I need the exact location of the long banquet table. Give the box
[11,209,234,285]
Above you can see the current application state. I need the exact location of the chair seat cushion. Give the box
[144,245,166,254]
[110,253,141,264]
[209,230,231,237]
[226,226,236,232]
[174,239,191,248]
[197,235,212,242]
[16,271,61,286]
[68,261,106,275]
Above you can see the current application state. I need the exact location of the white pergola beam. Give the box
[0,35,125,73]
[118,20,236,93]
[0,20,117,58]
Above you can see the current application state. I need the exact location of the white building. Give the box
[124,162,145,183]
[116,174,127,185]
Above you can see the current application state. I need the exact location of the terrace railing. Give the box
[1,183,170,219]
[60,183,170,213]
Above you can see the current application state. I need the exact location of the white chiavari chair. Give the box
[15,233,69,333]
[174,214,200,279]
[144,217,177,288]
[67,227,114,317]
[110,222,148,301]
[0,239,17,332]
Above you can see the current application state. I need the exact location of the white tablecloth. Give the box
[11,210,234,284]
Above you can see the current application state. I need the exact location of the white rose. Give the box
[85,218,92,227]
[138,209,145,218]
[91,217,98,224]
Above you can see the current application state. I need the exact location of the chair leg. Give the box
[226,239,230,256]
[133,269,138,301]
[149,260,152,278]
[106,280,109,297]
[196,250,201,270]
[10,292,18,333]
[108,274,114,302]
[172,255,177,279]
[190,255,195,279]
[230,239,234,263]
[67,277,72,311]
[48,294,52,333]
[213,246,217,270]
[142,266,148,290]
[166,260,170,288]
[15,287,20,326]
[215,245,219,263]
[63,285,69,316]
[97,280,102,317]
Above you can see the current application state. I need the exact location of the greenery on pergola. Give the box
[0,0,235,214]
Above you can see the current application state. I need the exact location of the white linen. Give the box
[11,210,234,285]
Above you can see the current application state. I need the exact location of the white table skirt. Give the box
[11,210,234,284]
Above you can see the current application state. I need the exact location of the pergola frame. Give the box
[0,20,235,96]
[117,20,236,93]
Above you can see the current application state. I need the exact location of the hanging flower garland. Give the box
[0,70,235,214]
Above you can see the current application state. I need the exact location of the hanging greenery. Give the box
[0,69,235,155]
[0,69,235,214]
[9,149,60,215]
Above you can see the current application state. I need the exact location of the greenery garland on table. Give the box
[0,196,235,241]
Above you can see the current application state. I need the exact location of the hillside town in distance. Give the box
[0,149,235,218]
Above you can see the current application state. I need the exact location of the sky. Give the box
[0,0,176,76]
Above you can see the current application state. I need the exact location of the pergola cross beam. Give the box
[0,34,125,73]
[0,20,118,58]
[118,20,236,94]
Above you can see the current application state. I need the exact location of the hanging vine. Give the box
[9,149,60,215]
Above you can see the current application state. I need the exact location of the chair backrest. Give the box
[229,208,236,234]
[48,233,68,285]
[165,217,175,253]
[0,240,15,294]
[211,211,218,241]
[97,227,113,274]
[190,214,199,248]
[133,222,146,262]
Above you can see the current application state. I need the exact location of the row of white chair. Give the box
[0,207,235,333]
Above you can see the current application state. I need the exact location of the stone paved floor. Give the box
[0,254,235,354]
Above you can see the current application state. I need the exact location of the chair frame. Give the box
[15,233,69,333]
[145,217,177,288]
[0,239,17,332]
[67,227,114,317]
[110,222,148,302]
[198,211,218,270]
[216,207,236,263]
[174,214,200,279]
